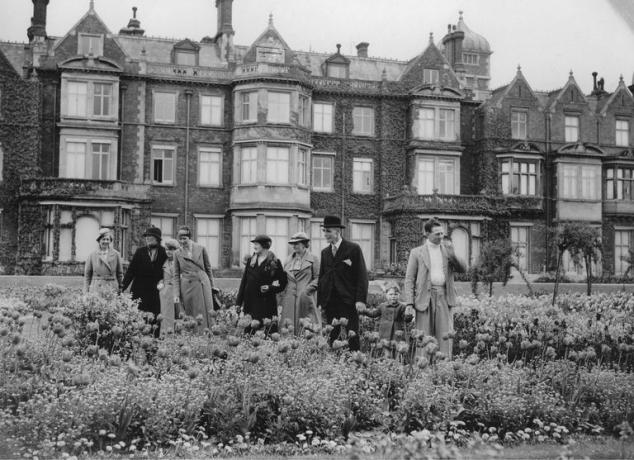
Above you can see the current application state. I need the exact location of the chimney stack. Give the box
[216,0,235,37]
[356,42,369,58]
[27,0,49,42]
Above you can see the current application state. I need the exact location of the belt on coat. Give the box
[93,276,116,281]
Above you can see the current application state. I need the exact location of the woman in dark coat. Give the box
[236,234,288,331]
[121,226,167,334]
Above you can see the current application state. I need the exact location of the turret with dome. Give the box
[440,11,492,100]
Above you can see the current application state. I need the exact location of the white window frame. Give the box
[60,137,117,180]
[92,82,113,117]
[352,157,374,194]
[299,94,311,127]
[606,166,634,200]
[266,146,290,184]
[297,147,308,187]
[266,216,290,261]
[352,106,375,136]
[195,216,222,268]
[267,91,290,124]
[153,91,177,124]
[77,33,103,56]
[414,154,460,195]
[415,107,435,140]
[499,157,539,196]
[350,220,374,270]
[200,95,223,126]
[313,103,334,133]
[614,228,633,275]
[616,119,630,147]
[66,81,88,117]
[151,145,176,185]
[510,223,531,272]
[239,146,258,185]
[559,163,600,200]
[312,152,335,192]
[327,63,347,78]
[236,91,258,123]
[198,146,222,187]
[564,115,579,143]
[511,110,528,140]
[61,76,118,121]
[423,69,439,85]
[175,51,197,66]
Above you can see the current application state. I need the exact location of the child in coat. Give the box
[360,283,413,356]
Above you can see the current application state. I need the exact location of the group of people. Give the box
[84,215,466,356]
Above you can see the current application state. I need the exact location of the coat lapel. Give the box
[99,251,113,273]
[421,244,431,270]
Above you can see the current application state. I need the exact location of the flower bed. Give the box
[0,285,633,458]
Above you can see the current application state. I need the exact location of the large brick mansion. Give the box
[0,0,633,276]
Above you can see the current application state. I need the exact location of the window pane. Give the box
[65,142,86,178]
[416,158,434,194]
[93,83,112,116]
[196,218,221,267]
[438,159,455,194]
[266,147,290,184]
[151,216,174,240]
[312,155,333,190]
[240,147,258,184]
[67,82,88,116]
[266,217,290,260]
[201,95,223,126]
[175,52,196,66]
[91,143,111,180]
[313,103,333,133]
[199,148,221,186]
[350,223,373,269]
[267,92,290,123]
[352,107,374,136]
[240,217,257,262]
[417,108,435,139]
[353,158,373,193]
[565,116,579,142]
[154,93,176,123]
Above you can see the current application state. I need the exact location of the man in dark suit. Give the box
[317,215,369,351]
[121,226,168,335]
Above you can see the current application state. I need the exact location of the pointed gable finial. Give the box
[382,68,387,81]
[336,43,341,54]
[89,0,95,12]
[569,69,574,81]
[619,74,624,84]
[268,13,274,27]
[429,32,434,44]
[517,64,522,74]
[133,6,137,19]
[459,10,464,21]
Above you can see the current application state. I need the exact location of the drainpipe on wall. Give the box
[545,111,552,270]
[119,83,127,181]
[184,89,193,226]
[341,106,346,225]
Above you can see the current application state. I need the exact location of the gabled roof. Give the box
[0,46,19,76]
[487,66,540,108]
[0,42,26,75]
[598,75,634,115]
[547,71,588,111]
[400,34,461,89]
[241,14,299,66]
[324,44,350,65]
[52,3,128,64]
[173,38,200,52]
[557,142,604,156]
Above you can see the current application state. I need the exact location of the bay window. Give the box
[415,155,459,195]
[60,138,117,180]
[297,148,308,186]
[236,91,257,123]
[606,166,634,200]
[239,147,258,184]
[63,78,117,119]
[266,217,290,260]
[67,82,88,117]
[413,106,458,141]
[499,158,539,195]
[267,91,290,123]
[266,147,290,184]
[559,163,600,199]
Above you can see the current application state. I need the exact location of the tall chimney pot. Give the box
[356,42,369,58]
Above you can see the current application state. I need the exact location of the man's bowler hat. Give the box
[321,215,345,229]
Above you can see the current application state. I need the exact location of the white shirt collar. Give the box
[331,237,342,250]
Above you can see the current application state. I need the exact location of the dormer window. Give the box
[256,46,284,63]
[78,33,103,56]
[327,63,348,78]
[172,39,200,66]
[423,69,439,85]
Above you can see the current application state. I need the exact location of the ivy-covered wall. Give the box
[0,73,41,274]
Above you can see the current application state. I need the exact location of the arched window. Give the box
[450,227,469,267]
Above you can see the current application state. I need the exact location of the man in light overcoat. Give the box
[404,218,467,357]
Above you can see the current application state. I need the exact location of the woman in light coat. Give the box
[278,232,320,333]
[173,226,215,330]
[157,238,180,336]
[84,228,123,294]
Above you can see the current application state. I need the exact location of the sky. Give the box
[1,0,633,94]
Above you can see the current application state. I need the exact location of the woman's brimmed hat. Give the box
[143,226,162,240]
[96,228,112,242]
[250,234,272,245]
[288,232,310,244]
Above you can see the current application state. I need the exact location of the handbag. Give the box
[212,287,222,311]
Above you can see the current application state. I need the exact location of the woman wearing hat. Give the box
[121,226,168,335]
[278,232,321,333]
[83,228,123,294]
[157,238,180,336]
[236,234,288,332]
[173,226,216,330]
